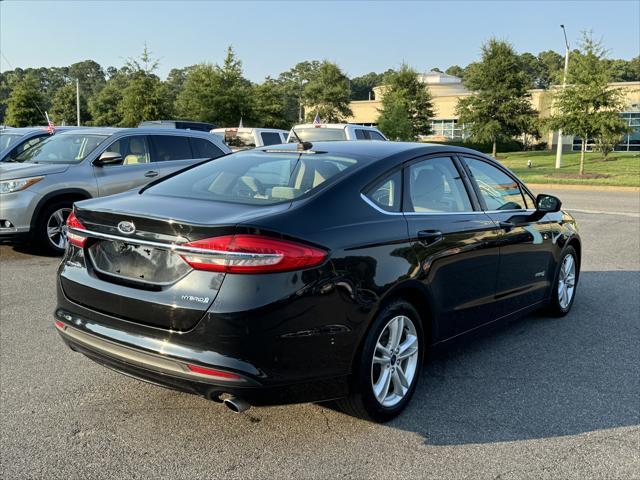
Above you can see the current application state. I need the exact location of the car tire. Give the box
[35,201,73,255]
[547,245,579,317]
[336,300,424,422]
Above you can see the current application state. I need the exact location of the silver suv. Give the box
[0,128,230,253]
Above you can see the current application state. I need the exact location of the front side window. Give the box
[150,135,192,162]
[355,129,367,140]
[12,133,108,164]
[464,157,526,211]
[407,157,472,213]
[106,135,150,165]
[260,132,283,146]
[147,151,359,205]
[366,170,401,212]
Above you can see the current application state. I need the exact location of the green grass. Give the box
[495,151,640,187]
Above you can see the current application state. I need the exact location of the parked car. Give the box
[211,127,289,151]
[0,126,84,162]
[0,128,229,253]
[138,120,218,132]
[54,141,580,421]
[287,123,387,143]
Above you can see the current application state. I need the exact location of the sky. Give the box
[1,1,638,81]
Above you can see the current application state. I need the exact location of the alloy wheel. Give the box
[47,207,72,250]
[371,315,419,407]
[557,253,576,309]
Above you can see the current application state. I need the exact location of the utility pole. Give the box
[76,79,81,126]
[555,24,570,169]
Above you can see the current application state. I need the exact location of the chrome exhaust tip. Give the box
[223,396,250,413]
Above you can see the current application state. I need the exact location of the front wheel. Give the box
[336,300,424,422]
[547,246,579,316]
[35,202,73,255]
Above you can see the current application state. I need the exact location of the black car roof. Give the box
[259,141,487,162]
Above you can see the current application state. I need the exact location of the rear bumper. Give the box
[54,306,350,406]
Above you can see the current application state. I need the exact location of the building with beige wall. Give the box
[348,71,640,151]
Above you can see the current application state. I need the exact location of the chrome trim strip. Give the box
[360,193,536,217]
[56,321,244,383]
[68,227,280,259]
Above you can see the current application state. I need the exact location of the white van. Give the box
[287,124,387,143]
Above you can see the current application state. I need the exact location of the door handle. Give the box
[144,170,159,178]
[417,230,443,245]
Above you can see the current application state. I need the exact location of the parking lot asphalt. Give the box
[1,188,639,479]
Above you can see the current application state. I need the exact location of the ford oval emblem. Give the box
[117,221,136,235]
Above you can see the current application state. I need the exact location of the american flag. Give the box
[45,112,55,134]
[313,113,321,127]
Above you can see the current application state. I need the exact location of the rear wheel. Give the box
[547,246,578,316]
[336,300,424,422]
[35,201,73,255]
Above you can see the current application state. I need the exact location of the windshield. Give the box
[288,128,347,143]
[225,131,255,148]
[12,133,108,163]
[147,150,359,205]
[0,133,22,151]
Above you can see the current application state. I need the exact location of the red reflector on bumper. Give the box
[187,364,241,379]
[54,320,66,329]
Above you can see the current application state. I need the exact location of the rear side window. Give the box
[366,170,402,212]
[147,151,359,205]
[104,135,151,165]
[463,157,526,211]
[260,132,283,146]
[150,135,192,162]
[190,137,224,159]
[407,157,472,213]
[355,129,367,140]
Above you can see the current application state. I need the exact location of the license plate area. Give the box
[88,240,191,286]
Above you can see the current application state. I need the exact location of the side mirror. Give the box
[94,151,122,166]
[536,194,562,213]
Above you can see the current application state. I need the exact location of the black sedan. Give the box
[54,141,580,422]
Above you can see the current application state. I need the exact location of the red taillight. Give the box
[66,211,87,247]
[54,320,66,329]
[186,364,241,379]
[180,234,326,274]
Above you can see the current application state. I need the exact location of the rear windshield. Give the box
[12,133,108,164]
[146,150,359,205]
[289,128,347,142]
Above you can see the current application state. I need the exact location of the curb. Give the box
[527,183,640,193]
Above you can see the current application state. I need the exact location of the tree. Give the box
[377,64,435,140]
[455,39,537,157]
[252,78,291,129]
[536,50,564,88]
[68,60,106,101]
[50,83,88,125]
[176,47,253,126]
[445,65,465,79]
[303,61,352,122]
[349,70,394,100]
[117,46,173,126]
[278,61,321,122]
[376,92,413,140]
[547,33,628,174]
[89,72,129,126]
[5,74,46,126]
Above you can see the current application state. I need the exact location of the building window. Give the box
[429,119,466,140]
[572,112,640,152]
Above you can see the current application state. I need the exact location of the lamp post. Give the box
[555,24,570,169]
